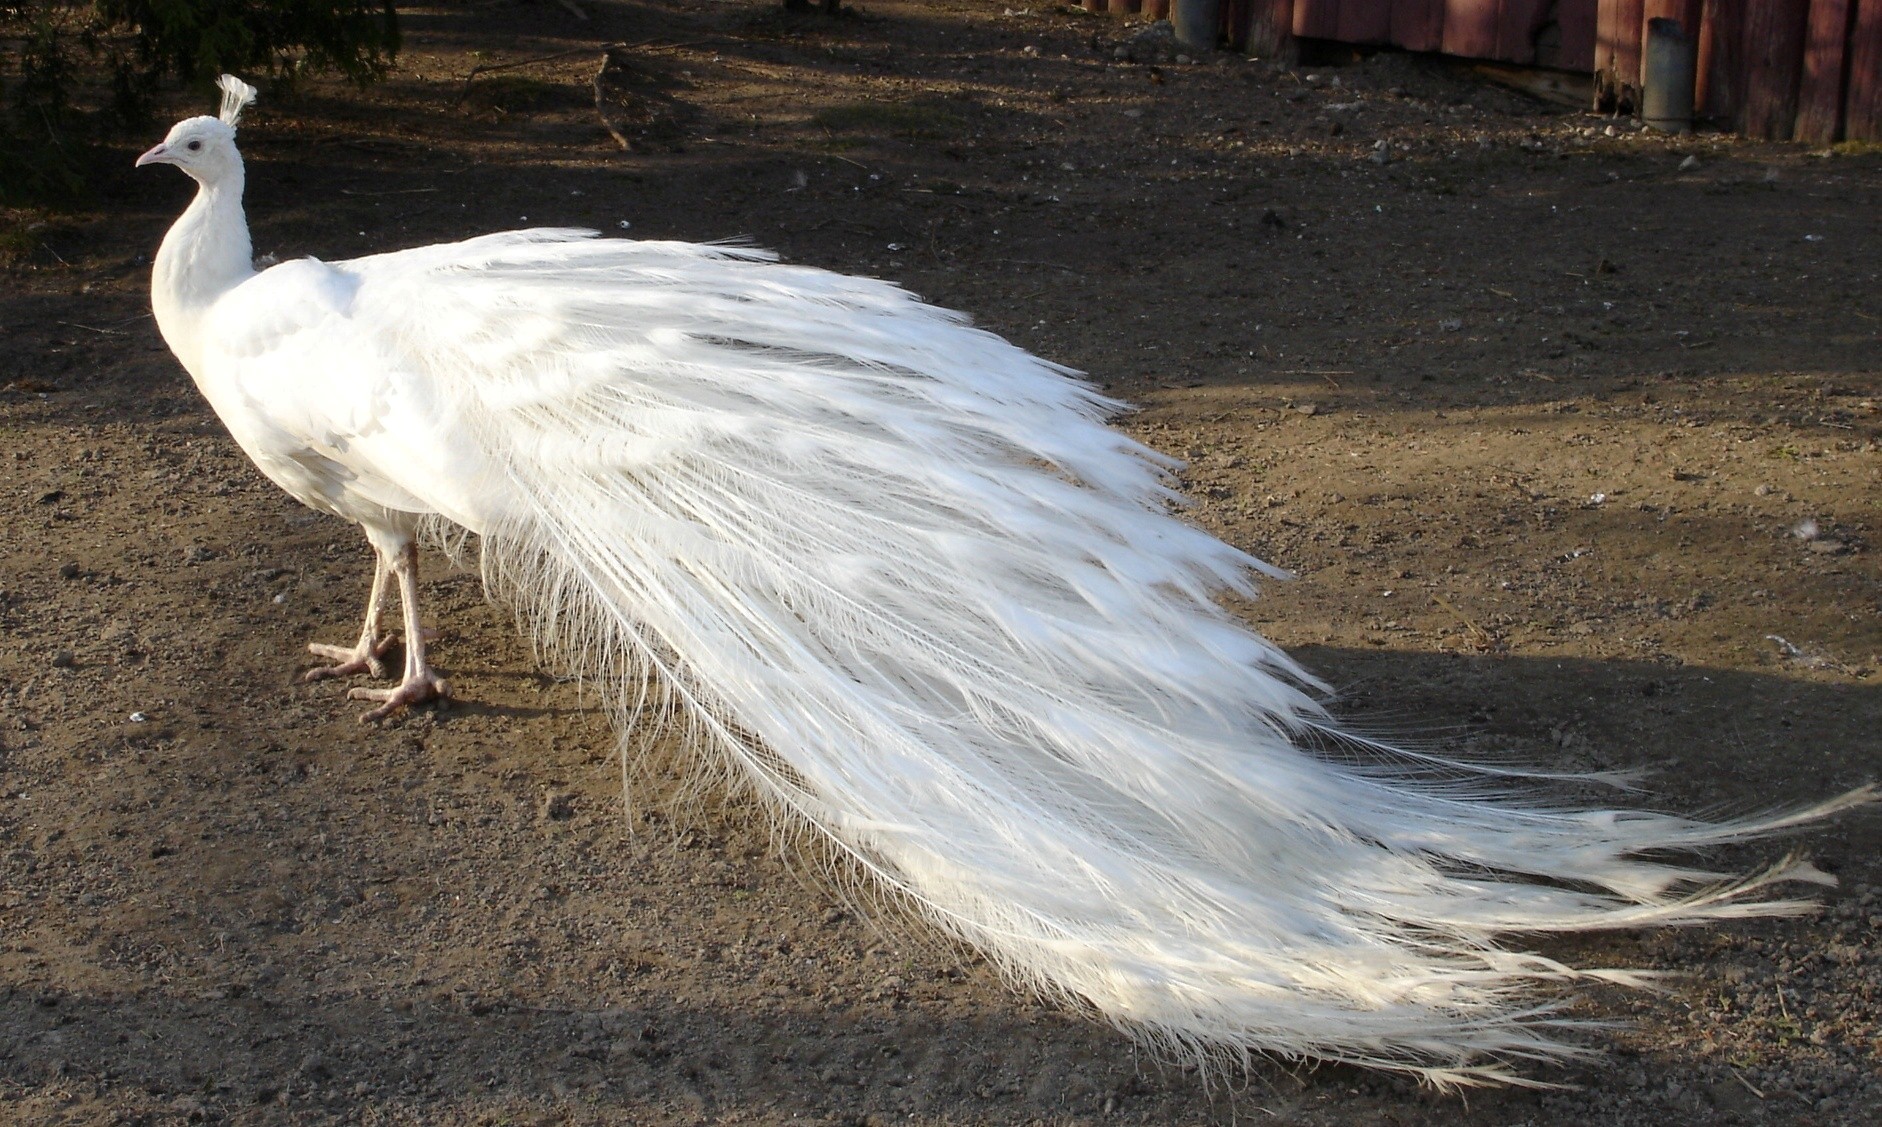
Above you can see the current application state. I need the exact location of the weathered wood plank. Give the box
[1846,0,1882,139]
[1292,0,1341,39]
[1497,0,1556,64]
[1794,0,1852,143]
[1596,0,1647,107]
[1390,0,1447,53]
[1336,0,1392,44]
[1557,0,1602,69]
[1443,0,1503,58]
[1244,0,1297,57]
[1741,0,1809,138]
[1697,0,1746,122]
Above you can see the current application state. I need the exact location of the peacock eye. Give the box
[187,140,202,152]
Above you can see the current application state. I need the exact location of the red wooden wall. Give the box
[1594,0,1878,141]
[1282,0,1600,68]
[1084,0,1881,141]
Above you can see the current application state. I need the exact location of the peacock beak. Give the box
[135,143,172,168]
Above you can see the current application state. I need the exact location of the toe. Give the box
[305,642,387,680]
[349,676,449,721]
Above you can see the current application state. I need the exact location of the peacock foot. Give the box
[348,671,451,722]
[304,637,395,681]
[303,627,443,683]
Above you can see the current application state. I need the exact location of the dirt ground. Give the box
[2,1,1879,1123]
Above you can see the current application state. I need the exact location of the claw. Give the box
[349,673,450,722]
[303,629,437,683]
[304,639,392,681]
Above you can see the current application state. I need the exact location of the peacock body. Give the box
[135,76,1869,1086]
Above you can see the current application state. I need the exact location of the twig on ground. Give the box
[1433,594,1495,649]
[453,39,725,109]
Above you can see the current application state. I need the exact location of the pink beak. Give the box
[135,142,171,167]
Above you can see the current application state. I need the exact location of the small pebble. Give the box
[49,650,75,669]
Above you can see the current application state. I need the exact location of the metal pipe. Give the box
[1172,0,1221,52]
[1642,17,1697,133]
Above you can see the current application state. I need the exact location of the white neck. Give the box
[151,169,255,377]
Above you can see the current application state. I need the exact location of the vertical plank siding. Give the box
[1740,0,1810,137]
[1596,0,1648,104]
[1494,0,1556,64]
[1244,0,1299,57]
[1441,0,1504,58]
[1846,0,1882,139]
[1793,0,1853,142]
[1391,0,1449,53]
[1557,1,1602,69]
[1093,0,1877,139]
[1291,0,1342,39]
[1336,0,1394,44]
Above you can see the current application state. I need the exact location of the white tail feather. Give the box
[340,232,1872,1085]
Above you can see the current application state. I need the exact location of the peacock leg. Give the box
[348,541,450,721]
[304,552,395,680]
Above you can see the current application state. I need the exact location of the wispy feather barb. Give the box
[216,75,257,127]
[323,231,1861,1086]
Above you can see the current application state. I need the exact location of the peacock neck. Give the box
[151,170,256,376]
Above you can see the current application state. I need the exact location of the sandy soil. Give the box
[1,2,1878,1123]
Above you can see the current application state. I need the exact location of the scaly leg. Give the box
[304,553,395,680]
[348,541,450,721]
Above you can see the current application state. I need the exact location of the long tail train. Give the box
[403,233,1870,1086]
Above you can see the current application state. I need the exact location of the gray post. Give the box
[1172,0,1221,53]
[1642,17,1697,134]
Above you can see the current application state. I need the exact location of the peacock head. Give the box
[135,75,257,186]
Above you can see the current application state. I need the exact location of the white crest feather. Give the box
[216,74,257,127]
